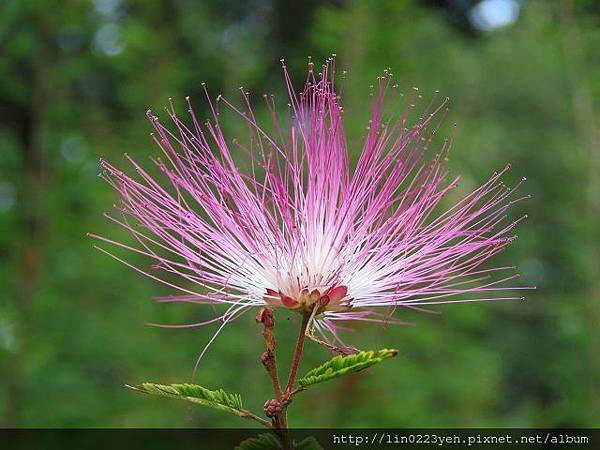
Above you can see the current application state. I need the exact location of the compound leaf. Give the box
[298,349,398,388]
[235,434,323,450]
[235,433,281,450]
[128,382,244,417]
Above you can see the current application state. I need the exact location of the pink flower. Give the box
[91,58,529,353]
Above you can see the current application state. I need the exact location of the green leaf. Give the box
[298,348,398,388]
[235,433,281,450]
[234,434,323,450]
[295,436,324,450]
[128,382,244,416]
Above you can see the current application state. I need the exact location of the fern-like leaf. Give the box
[298,348,398,388]
[295,436,323,450]
[128,383,244,416]
[235,433,323,450]
[235,433,281,450]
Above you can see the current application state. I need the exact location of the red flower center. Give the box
[263,285,349,313]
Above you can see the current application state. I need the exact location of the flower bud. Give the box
[263,399,282,417]
[256,307,275,329]
[260,350,272,366]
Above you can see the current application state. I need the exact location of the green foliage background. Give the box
[0,0,598,427]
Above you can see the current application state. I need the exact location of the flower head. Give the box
[92,58,529,352]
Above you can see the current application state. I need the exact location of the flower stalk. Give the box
[285,312,311,394]
[256,307,316,448]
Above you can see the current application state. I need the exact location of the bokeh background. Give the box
[1,0,598,428]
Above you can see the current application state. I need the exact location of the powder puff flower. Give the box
[91,58,529,355]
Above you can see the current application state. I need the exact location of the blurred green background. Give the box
[0,0,598,428]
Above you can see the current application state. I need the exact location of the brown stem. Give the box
[240,410,273,428]
[278,405,288,430]
[256,307,292,449]
[256,308,283,400]
[256,308,313,450]
[256,307,290,444]
[285,312,311,394]
[274,312,312,450]
[264,355,283,400]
